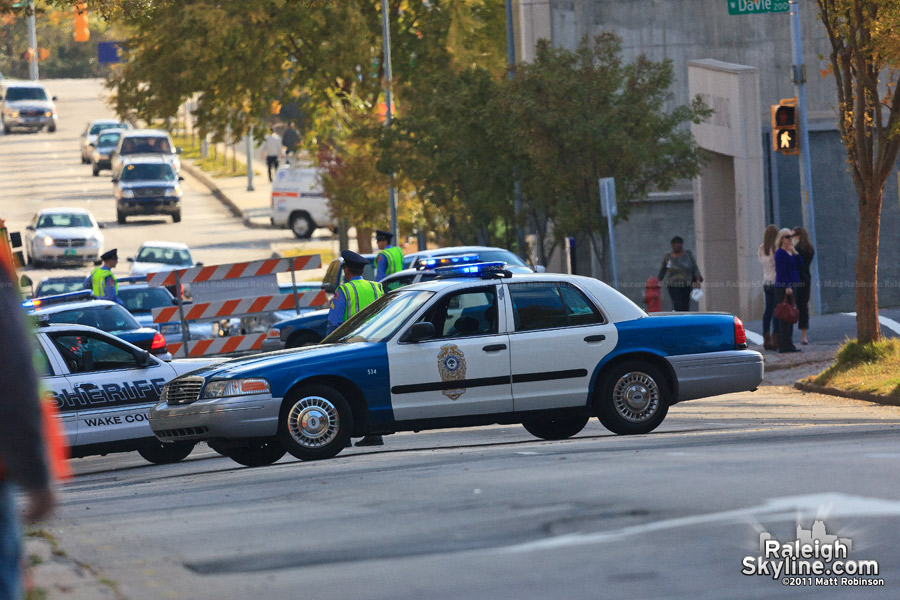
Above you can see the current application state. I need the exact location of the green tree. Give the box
[508,35,710,272]
[815,0,900,343]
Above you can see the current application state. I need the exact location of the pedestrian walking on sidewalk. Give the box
[774,228,803,353]
[262,127,282,182]
[657,236,702,311]
[758,224,778,350]
[0,250,56,600]
[281,122,300,158]
[792,226,816,345]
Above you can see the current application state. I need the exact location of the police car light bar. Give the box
[434,261,511,279]
[22,289,93,310]
[418,254,481,270]
[117,275,147,285]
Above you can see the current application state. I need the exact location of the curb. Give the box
[180,161,273,230]
[793,381,900,408]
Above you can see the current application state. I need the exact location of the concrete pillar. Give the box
[688,59,766,322]
[514,0,552,63]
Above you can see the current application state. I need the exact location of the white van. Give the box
[270,164,331,238]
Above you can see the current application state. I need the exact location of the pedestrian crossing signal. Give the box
[771,98,799,155]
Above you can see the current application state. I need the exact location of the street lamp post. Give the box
[27,0,39,81]
[380,0,399,244]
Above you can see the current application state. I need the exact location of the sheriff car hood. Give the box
[173,343,369,381]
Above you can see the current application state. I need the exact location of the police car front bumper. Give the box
[149,393,281,441]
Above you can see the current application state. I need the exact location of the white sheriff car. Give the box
[36,324,218,464]
[149,264,764,468]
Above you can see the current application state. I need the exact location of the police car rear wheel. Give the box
[278,384,352,461]
[522,416,588,440]
[137,440,195,464]
[223,440,286,467]
[597,361,669,435]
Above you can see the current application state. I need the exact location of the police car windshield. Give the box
[46,304,141,333]
[118,287,173,314]
[121,163,176,182]
[324,290,433,344]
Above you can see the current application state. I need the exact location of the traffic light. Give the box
[74,3,90,43]
[771,98,798,155]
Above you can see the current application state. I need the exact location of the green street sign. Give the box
[728,0,790,15]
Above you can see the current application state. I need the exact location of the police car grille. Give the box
[133,187,166,198]
[162,378,204,405]
[156,426,209,439]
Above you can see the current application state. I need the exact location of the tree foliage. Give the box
[816,0,900,343]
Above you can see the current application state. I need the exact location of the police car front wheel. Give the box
[137,440,195,464]
[596,361,670,435]
[278,384,353,461]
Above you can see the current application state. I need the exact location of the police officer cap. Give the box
[341,250,368,267]
[375,229,393,242]
[101,248,118,261]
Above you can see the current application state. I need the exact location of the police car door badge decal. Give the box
[437,344,466,400]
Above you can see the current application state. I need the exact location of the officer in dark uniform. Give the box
[326,250,385,447]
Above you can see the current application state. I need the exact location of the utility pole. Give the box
[789,0,822,314]
[27,0,38,81]
[245,126,255,192]
[505,0,528,260]
[380,0,398,243]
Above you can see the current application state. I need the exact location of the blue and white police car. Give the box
[35,324,220,464]
[149,263,763,468]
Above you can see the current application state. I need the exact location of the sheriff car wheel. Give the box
[224,440,286,467]
[137,440,195,464]
[522,416,588,440]
[278,384,352,461]
[596,361,669,435]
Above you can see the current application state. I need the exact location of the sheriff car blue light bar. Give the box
[22,289,93,310]
[418,254,480,270]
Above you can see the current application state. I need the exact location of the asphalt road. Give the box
[44,388,900,599]
[0,79,307,285]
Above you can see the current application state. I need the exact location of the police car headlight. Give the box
[202,378,270,399]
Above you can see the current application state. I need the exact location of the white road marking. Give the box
[499,493,900,553]
[744,330,764,345]
[842,312,900,336]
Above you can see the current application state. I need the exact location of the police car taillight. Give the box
[151,332,167,351]
[734,316,747,349]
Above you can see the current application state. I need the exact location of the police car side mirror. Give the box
[111,177,119,183]
[135,349,153,367]
[26,225,34,231]
[97,223,106,229]
[176,147,182,154]
[401,322,435,343]
[178,176,185,181]
[19,274,32,288]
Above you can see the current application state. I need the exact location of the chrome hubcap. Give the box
[612,372,660,423]
[287,396,339,448]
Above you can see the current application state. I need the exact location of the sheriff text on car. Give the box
[149,263,763,467]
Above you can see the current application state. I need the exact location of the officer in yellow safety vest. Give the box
[87,248,123,305]
[375,229,403,282]
[326,250,385,447]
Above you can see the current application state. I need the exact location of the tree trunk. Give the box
[356,226,373,254]
[855,186,882,343]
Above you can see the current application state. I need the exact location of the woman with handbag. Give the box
[774,228,804,353]
[657,236,703,311]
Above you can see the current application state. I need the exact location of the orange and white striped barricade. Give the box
[146,255,324,357]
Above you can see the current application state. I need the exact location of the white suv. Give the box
[0,80,57,133]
